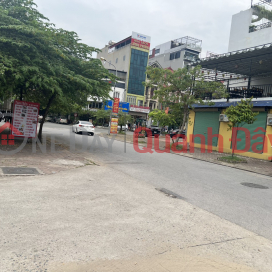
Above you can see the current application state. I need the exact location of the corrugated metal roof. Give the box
[192,43,272,77]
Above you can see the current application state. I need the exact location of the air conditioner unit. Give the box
[267,114,272,126]
[219,114,229,122]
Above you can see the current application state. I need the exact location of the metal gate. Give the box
[235,112,267,153]
[193,111,220,147]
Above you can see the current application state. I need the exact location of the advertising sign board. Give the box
[131,32,151,52]
[132,32,151,43]
[110,118,118,134]
[12,100,40,138]
[129,105,150,114]
[104,101,129,113]
[131,39,150,51]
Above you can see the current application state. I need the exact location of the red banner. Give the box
[112,98,120,114]
[131,38,150,51]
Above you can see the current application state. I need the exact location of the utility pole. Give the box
[100,57,117,135]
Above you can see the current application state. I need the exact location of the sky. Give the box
[34,0,250,58]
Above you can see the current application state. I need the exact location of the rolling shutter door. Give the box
[235,112,267,153]
[193,111,220,146]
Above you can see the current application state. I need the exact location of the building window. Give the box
[128,49,148,96]
[116,58,118,64]
[114,92,120,98]
[89,102,102,109]
[175,51,181,59]
[184,51,199,61]
[170,51,181,60]
[151,88,155,97]
[127,95,136,105]
[115,82,126,89]
[123,55,126,61]
[155,48,160,54]
[137,100,143,107]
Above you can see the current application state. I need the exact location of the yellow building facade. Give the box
[187,104,272,161]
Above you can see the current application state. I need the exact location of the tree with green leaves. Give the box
[118,111,133,132]
[251,5,272,23]
[93,109,111,126]
[0,0,114,140]
[148,109,176,128]
[225,98,259,157]
[145,66,226,142]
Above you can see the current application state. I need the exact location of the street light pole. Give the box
[100,57,117,135]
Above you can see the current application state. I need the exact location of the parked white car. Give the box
[72,121,95,135]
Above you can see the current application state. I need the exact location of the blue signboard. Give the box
[104,101,129,113]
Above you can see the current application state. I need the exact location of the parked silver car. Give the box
[56,116,68,124]
[45,115,53,122]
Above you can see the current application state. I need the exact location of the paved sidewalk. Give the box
[0,128,272,271]
[0,128,91,175]
[1,165,272,272]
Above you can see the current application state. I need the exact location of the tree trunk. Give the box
[175,105,188,143]
[38,93,57,142]
[231,126,238,158]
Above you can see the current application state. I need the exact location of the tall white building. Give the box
[149,36,202,70]
[146,36,202,111]
[228,0,272,52]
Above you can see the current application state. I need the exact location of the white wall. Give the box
[87,86,125,103]
[228,8,272,52]
[155,41,171,55]
[97,45,131,93]
[97,45,131,73]
[149,53,184,70]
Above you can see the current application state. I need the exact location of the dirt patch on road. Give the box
[49,249,258,272]
[0,136,92,175]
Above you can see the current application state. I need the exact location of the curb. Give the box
[170,151,272,179]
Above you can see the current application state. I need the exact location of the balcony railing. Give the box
[195,84,272,100]
[228,84,272,98]
[249,22,272,33]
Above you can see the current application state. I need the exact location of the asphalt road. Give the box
[43,122,272,241]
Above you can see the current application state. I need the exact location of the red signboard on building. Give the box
[12,100,40,138]
[131,38,151,51]
[112,98,120,114]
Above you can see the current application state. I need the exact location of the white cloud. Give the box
[34,0,250,57]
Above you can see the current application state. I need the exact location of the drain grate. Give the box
[156,188,187,200]
[1,167,41,175]
[241,182,269,189]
